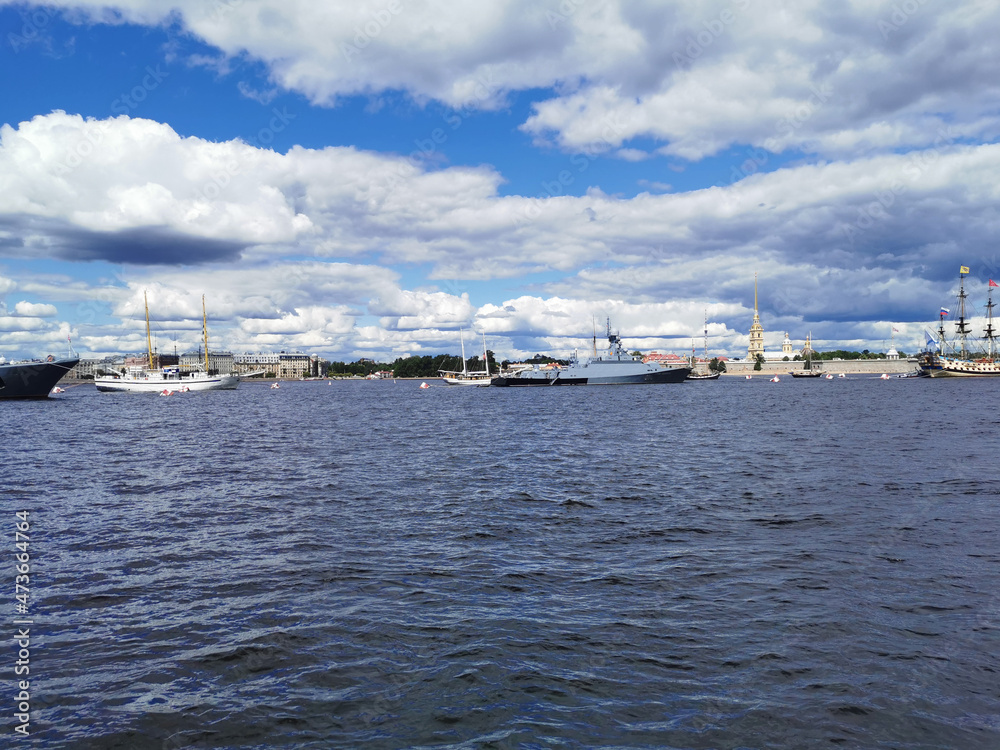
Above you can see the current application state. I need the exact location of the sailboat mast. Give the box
[704,311,709,361]
[481,330,489,376]
[144,291,154,369]
[956,268,970,359]
[985,284,996,360]
[202,295,210,372]
[460,329,468,376]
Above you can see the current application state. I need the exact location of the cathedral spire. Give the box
[747,272,765,361]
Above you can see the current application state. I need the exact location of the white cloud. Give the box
[10,0,999,160]
[13,301,57,316]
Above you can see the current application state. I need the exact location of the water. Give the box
[4,376,1000,749]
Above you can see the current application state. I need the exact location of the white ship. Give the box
[95,294,241,393]
[439,330,492,386]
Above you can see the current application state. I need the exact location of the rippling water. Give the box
[5,376,1000,748]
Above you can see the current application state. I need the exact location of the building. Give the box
[180,351,235,374]
[233,352,324,378]
[747,273,765,362]
[782,332,793,358]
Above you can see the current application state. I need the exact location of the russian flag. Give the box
[940,307,950,316]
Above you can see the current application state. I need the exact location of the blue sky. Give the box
[2,0,1000,362]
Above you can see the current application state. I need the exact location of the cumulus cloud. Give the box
[9,0,1000,160]
[13,301,57,316]
[3,109,1000,358]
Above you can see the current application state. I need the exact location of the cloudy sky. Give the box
[2,0,1000,362]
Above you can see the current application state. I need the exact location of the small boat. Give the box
[825,373,834,380]
[790,334,822,377]
[770,375,780,382]
[838,373,846,378]
[51,386,65,394]
[745,374,752,380]
[880,373,891,380]
[686,312,722,380]
[419,382,430,389]
[271,382,280,389]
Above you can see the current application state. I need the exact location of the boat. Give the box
[790,333,822,378]
[918,267,1000,377]
[490,319,691,386]
[0,353,79,399]
[439,330,491,386]
[686,312,722,380]
[94,293,240,393]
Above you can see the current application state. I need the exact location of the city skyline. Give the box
[2,1,1000,362]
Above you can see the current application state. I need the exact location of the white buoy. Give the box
[770,375,780,382]
[745,374,752,380]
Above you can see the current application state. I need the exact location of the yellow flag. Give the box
[960,265,970,274]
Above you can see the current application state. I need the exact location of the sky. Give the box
[2,0,1000,363]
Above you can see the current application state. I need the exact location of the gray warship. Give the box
[0,355,79,399]
[491,320,691,386]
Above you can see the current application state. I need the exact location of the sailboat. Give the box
[919,266,1000,377]
[439,329,492,386]
[94,293,241,392]
[791,332,822,378]
[686,312,721,380]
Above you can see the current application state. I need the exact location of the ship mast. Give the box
[144,291,154,369]
[481,330,490,377]
[985,283,996,360]
[704,311,709,362]
[956,267,970,359]
[459,329,468,376]
[202,295,210,373]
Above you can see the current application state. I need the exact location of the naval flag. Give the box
[960,265,970,274]
[924,331,939,351]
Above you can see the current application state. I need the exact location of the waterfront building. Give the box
[233,351,324,378]
[179,350,235,374]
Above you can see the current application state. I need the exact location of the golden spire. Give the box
[751,272,760,324]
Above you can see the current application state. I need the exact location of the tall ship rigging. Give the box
[686,311,721,380]
[918,266,1000,377]
[94,293,241,392]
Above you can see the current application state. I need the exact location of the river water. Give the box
[4,376,1000,748]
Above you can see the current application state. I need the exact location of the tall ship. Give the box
[918,266,1000,377]
[439,330,492,386]
[95,293,240,393]
[491,319,691,386]
[0,353,79,399]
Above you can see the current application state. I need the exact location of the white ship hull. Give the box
[919,354,1000,377]
[440,373,491,386]
[94,371,240,392]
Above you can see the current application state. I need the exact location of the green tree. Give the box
[709,357,726,373]
[753,354,764,371]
